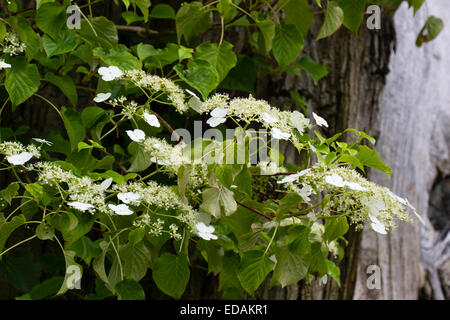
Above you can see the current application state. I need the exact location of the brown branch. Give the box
[115,25,159,36]
[252,172,298,177]
[236,200,273,220]
[152,110,181,142]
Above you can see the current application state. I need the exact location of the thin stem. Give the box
[0,235,37,258]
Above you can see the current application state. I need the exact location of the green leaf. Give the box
[0,21,6,42]
[338,0,366,35]
[309,242,328,276]
[6,16,41,59]
[323,216,349,242]
[326,260,341,287]
[61,107,86,152]
[120,241,152,282]
[281,0,314,37]
[356,145,392,176]
[0,215,26,255]
[36,2,66,39]
[297,56,328,84]
[36,222,55,240]
[237,250,274,295]
[152,253,190,299]
[93,45,142,70]
[219,251,242,292]
[278,193,303,217]
[57,250,83,295]
[174,64,219,101]
[78,17,118,49]
[16,276,64,300]
[220,55,256,94]
[133,0,151,22]
[42,31,78,57]
[287,225,311,256]
[136,43,159,61]
[416,16,444,47]
[5,57,40,108]
[271,246,309,287]
[0,250,41,292]
[195,41,237,83]
[200,185,237,218]
[408,0,425,14]
[45,72,78,107]
[81,106,107,129]
[316,1,344,40]
[256,20,276,54]
[69,236,101,265]
[273,24,304,71]
[0,182,19,205]
[114,279,145,300]
[150,4,175,19]
[176,1,213,45]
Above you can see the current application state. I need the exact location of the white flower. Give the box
[299,184,313,202]
[312,112,328,127]
[277,169,310,184]
[126,129,146,142]
[0,61,11,69]
[6,152,33,165]
[108,204,133,215]
[272,128,291,140]
[150,156,169,165]
[291,111,307,134]
[278,173,301,184]
[210,107,229,118]
[100,178,113,190]
[318,275,328,286]
[230,185,237,189]
[262,112,279,125]
[325,173,345,187]
[207,108,229,127]
[68,201,94,212]
[94,92,111,103]
[369,215,387,234]
[185,89,200,100]
[117,192,140,204]
[195,222,218,240]
[343,181,367,191]
[32,138,53,146]
[98,66,123,81]
[143,112,160,127]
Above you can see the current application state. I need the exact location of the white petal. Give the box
[343,181,367,191]
[210,107,229,118]
[7,152,33,165]
[277,173,301,184]
[325,173,344,187]
[117,192,140,204]
[100,178,113,190]
[262,112,279,125]
[312,112,328,127]
[68,201,94,211]
[272,128,291,140]
[32,138,53,146]
[370,221,387,234]
[143,112,160,127]
[126,129,146,142]
[108,204,133,215]
[94,92,111,103]
[206,116,226,127]
[109,66,123,77]
[185,89,199,100]
[0,61,11,69]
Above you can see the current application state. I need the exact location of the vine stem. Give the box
[0,235,37,258]
[236,200,273,220]
[264,223,278,255]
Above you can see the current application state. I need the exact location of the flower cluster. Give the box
[1,32,26,56]
[196,94,312,148]
[0,141,40,165]
[121,70,188,113]
[278,164,415,233]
